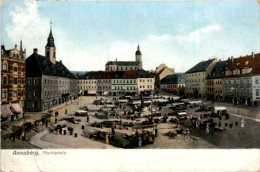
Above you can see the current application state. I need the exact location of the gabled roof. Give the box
[224,53,260,78]
[160,73,185,84]
[207,59,232,79]
[106,61,139,66]
[26,53,75,78]
[79,71,101,79]
[186,58,216,74]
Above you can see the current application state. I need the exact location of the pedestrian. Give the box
[22,131,25,141]
[57,128,60,135]
[65,109,67,114]
[196,120,199,128]
[55,118,57,124]
[87,116,89,123]
[138,135,142,147]
[111,127,115,135]
[106,133,109,144]
[206,124,210,134]
[241,118,245,128]
[132,129,135,135]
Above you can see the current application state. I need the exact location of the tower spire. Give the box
[20,39,23,58]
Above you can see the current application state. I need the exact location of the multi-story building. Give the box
[185,58,218,99]
[111,71,138,96]
[137,70,155,95]
[97,71,112,96]
[78,71,100,95]
[160,73,185,96]
[1,42,26,121]
[252,70,260,106]
[105,45,143,71]
[224,53,260,106]
[206,59,232,102]
[25,28,78,112]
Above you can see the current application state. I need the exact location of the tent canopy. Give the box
[1,105,14,118]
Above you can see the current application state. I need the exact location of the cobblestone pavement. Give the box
[2,96,260,149]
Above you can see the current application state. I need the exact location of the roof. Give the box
[160,73,186,84]
[135,44,142,55]
[46,29,55,47]
[224,53,260,78]
[83,71,101,79]
[26,53,75,78]
[186,58,216,74]
[138,70,154,78]
[207,59,232,79]
[106,61,140,66]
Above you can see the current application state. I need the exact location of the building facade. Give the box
[206,59,232,102]
[155,64,175,89]
[137,70,155,95]
[78,71,100,95]
[105,45,143,71]
[1,42,26,121]
[185,58,218,99]
[224,53,260,106]
[25,28,78,112]
[160,73,185,96]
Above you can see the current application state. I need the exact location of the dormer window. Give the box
[245,61,249,65]
[236,62,239,66]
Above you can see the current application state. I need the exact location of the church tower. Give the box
[135,44,143,69]
[45,25,56,64]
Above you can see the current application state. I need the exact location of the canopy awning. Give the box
[10,103,23,114]
[1,105,14,118]
[78,90,82,94]
[104,91,109,95]
[88,90,96,95]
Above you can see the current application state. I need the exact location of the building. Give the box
[25,28,78,112]
[78,71,100,96]
[111,70,138,96]
[105,45,143,71]
[155,64,175,89]
[160,73,185,96]
[137,70,155,95]
[206,59,232,102]
[97,71,112,96]
[185,58,218,99]
[1,42,26,121]
[224,53,260,106]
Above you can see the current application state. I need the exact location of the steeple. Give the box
[135,44,143,70]
[20,40,23,59]
[46,26,55,47]
[45,22,56,64]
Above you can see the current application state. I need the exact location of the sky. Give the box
[1,1,259,72]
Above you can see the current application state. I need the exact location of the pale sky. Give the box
[1,1,259,72]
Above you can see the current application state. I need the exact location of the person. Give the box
[206,124,210,134]
[55,118,57,124]
[65,109,67,114]
[106,133,109,144]
[132,129,135,136]
[241,118,245,128]
[138,135,142,147]
[111,127,115,135]
[22,131,25,141]
[87,116,89,123]
[57,128,60,135]
[196,120,199,128]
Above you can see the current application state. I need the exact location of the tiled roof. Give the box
[224,53,260,78]
[138,70,154,78]
[106,61,139,66]
[186,58,216,74]
[79,71,101,79]
[26,53,75,78]
[160,73,186,84]
[207,59,232,79]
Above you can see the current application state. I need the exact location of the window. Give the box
[256,89,260,96]
[32,101,38,108]
[2,62,7,70]
[34,78,38,85]
[255,78,259,84]
[13,65,18,72]
[28,78,32,85]
[2,90,7,98]
[13,77,18,84]
[13,91,17,97]
[33,90,37,96]
[3,76,7,85]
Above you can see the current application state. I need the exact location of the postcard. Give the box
[1,0,260,171]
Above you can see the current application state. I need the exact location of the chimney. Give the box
[252,52,255,58]
[33,48,38,54]
[231,56,234,62]
[60,60,62,63]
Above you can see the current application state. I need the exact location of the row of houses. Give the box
[78,70,154,96]
[159,53,260,106]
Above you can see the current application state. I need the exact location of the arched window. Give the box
[2,61,8,70]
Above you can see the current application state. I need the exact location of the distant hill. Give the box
[71,71,86,76]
